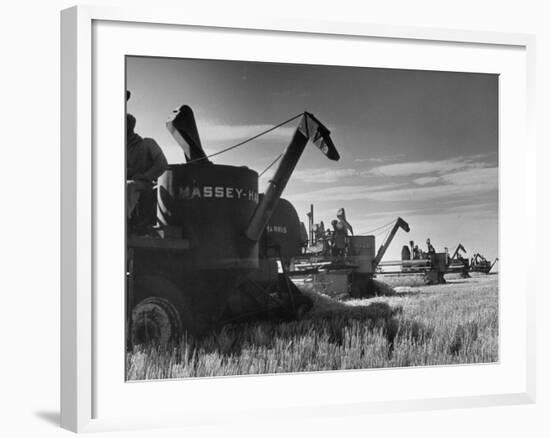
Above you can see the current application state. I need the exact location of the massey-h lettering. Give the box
[176,185,259,202]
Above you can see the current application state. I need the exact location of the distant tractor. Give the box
[127,106,339,346]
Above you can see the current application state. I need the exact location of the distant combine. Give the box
[288,213,498,295]
[289,210,411,297]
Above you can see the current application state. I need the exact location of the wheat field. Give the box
[126,273,498,380]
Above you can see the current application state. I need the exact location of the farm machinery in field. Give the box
[448,243,470,278]
[289,211,411,298]
[125,103,497,347]
[437,243,498,276]
[390,242,497,284]
[470,252,498,274]
[127,105,340,346]
[393,241,472,284]
[289,206,481,291]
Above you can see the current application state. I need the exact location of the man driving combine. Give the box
[336,208,354,236]
[127,110,168,234]
[330,208,354,257]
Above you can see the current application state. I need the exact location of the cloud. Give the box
[440,167,498,186]
[369,156,487,177]
[414,176,440,185]
[446,201,496,213]
[353,202,495,224]
[199,122,296,147]
[290,184,403,202]
[267,154,496,186]
[292,168,358,183]
[354,153,406,164]
[365,168,497,202]
[290,166,497,203]
[265,154,498,188]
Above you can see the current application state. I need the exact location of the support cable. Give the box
[186,112,304,164]
[259,153,284,177]
[358,220,395,236]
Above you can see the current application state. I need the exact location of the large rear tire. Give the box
[131,297,182,345]
[129,276,190,346]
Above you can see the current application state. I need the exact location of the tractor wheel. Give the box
[128,276,194,347]
[131,297,182,346]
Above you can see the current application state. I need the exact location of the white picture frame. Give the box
[60,5,536,433]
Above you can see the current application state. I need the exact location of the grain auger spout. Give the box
[244,112,340,241]
[373,217,410,269]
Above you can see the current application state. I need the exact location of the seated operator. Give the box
[127,112,168,234]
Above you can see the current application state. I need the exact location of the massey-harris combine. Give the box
[127,106,339,345]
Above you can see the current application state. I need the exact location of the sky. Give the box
[126,56,499,262]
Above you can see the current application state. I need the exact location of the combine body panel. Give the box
[157,163,260,269]
[347,236,376,274]
[260,197,304,262]
[423,253,448,284]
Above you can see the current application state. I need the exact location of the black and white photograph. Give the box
[2,0,547,435]
[125,56,499,380]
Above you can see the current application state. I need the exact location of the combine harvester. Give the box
[289,208,411,298]
[127,106,340,345]
[288,212,489,292]
[470,252,498,274]
[385,242,497,284]
[449,243,470,278]
[385,241,471,284]
[441,243,498,275]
